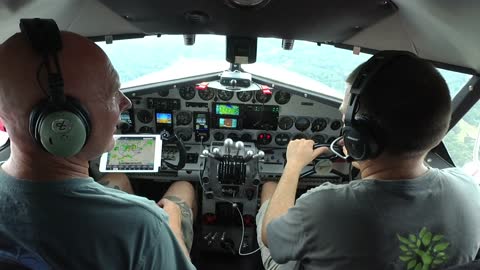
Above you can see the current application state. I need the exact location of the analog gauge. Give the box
[278,116,294,130]
[179,85,196,100]
[198,88,215,101]
[327,137,336,144]
[158,88,169,97]
[139,126,153,133]
[255,90,272,103]
[214,132,225,141]
[274,91,291,105]
[275,133,291,146]
[217,90,234,101]
[311,118,328,132]
[293,133,308,140]
[295,117,310,131]
[331,120,342,131]
[177,129,193,141]
[312,134,326,144]
[257,133,272,145]
[237,91,253,102]
[137,110,153,124]
[176,111,192,126]
[227,133,239,141]
[240,133,252,142]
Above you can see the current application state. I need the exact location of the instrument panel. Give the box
[122,77,343,149]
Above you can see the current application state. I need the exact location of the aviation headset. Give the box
[20,18,91,157]
[343,50,418,161]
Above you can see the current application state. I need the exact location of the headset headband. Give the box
[19,18,65,104]
[344,50,417,127]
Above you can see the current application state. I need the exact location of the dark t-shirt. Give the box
[267,168,480,270]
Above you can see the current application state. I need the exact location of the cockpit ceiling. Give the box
[0,0,479,74]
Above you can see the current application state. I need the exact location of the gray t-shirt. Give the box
[0,169,196,270]
[267,168,480,270]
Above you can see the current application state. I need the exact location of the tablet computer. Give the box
[99,134,162,173]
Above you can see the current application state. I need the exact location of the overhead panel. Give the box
[98,0,397,43]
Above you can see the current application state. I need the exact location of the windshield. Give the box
[98,35,470,99]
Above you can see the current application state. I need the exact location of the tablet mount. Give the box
[161,133,187,170]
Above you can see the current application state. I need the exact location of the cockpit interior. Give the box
[1,0,480,269]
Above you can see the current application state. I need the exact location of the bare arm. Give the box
[158,198,190,259]
[261,140,328,247]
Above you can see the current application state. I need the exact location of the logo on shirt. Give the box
[397,227,450,270]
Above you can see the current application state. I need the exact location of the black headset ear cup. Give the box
[64,96,91,136]
[343,117,380,161]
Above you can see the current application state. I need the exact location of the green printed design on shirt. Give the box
[397,227,450,270]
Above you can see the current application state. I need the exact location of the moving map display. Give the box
[100,135,162,172]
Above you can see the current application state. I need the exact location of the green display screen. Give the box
[215,104,240,116]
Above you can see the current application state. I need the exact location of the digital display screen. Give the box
[156,112,172,124]
[219,118,238,129]
[120,112,132,124]
[106,137,156,171]
[216,104,240,116]
[195,113,208,131]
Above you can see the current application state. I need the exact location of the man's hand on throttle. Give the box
[285,139,329,172]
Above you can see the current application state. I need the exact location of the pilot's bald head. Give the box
[0,31,119,144]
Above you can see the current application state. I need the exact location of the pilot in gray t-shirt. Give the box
[0,169,196,270]
[257,168,480,270]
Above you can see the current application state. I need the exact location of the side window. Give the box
[443,100,480,181]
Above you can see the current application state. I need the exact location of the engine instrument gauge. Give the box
[137,110,153,124]
[311,118,327,132]
[177,128,193,141]
[330,120,342,130]
[275,133,290,146]
[227,133,239,141]
[158,88,170,97]
[240,133,252,142]
[311,134,326,144]
[217,90,234,101]
[255,90,272,103]
[214,132,225,141]
[179,85,196,100]
[295,117,310,131]
[237,91,253,102]
[274,91,291,105]
[278,116,294,130]
[176,111,192,125]
[198,88,215,101]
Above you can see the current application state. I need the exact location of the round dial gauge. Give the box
[275,133,290,146]
[311,118,327,132]
[255,90,272,103]
[311,134,326,144]
[274,91,291,105]
[198,88,215,101]
[217,90,234,101]
[137,110,153,124]
[293,133,308,140]
[176,111,192,126]
[241,133,252,142]
[214,132,225,141]
[295,117,310,131]
[237,91,253,102]
[330,120,342,131]
[177,129,193,141]
[227,133,239,141]
[179,85,196,100]
[158,88,169,97]
[278,116,294,130]
[139,126,153,133]
[327,137,336,144]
